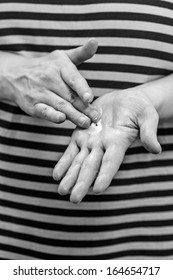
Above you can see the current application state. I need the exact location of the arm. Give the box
[0,39,100,127]
[138,73,173,120]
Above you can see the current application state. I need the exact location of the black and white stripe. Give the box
[1,0,173,259]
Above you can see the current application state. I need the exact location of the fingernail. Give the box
[93,187,102,194]
[79,117,90,128]
[58,183,69,196]
[53,172,60,181]
[84,92,93,103]
[70,193,82,204]
[91,110,101,122]
[93,180,105,194]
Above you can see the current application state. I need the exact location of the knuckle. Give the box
[35,104,48,118]
[73,156,82,166]
[49,50,63,59]
[41,65,57,81]
[56,100,66,111]
[50,50,68,65]
[68,77,76,88]
[24,91,35,106]
[39,71,50,83]
[68,72,79,88]
[68,91,77,104]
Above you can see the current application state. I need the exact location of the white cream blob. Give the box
[89,120,102,134]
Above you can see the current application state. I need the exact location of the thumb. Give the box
[66,38,98,65]
[139,106,162,154]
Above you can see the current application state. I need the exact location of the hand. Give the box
[53,88,161,203]
[4,39,100,127]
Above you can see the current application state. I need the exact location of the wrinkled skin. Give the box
[53,88,161,203]
[4,39,100,127]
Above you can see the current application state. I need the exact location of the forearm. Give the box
[137,74,173,120]
[0,51,26,102]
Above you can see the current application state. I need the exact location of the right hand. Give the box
[4,39,100,127]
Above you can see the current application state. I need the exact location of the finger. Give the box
[70,147,104,204]
[139,107,161,154]
[61,63,93,103]
[66,38,98,66]
[45,73,79,104]
[45,91,91,128]
[72,98,101,123]
[34,103,66,123]
[53,141,79,181]
[46,77,100,123]
[93,145,126,194]
[58,148,89,196]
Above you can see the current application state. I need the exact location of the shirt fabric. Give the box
[0,0,173,259]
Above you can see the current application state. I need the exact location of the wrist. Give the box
[134,81,164,113]
[0,52,28,103]
[0,71,16,102]
[133,75,173,120]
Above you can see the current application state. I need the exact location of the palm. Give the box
[53,89,161,203]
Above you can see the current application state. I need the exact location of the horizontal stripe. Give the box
[2,175,173,197]
[1,102,173,132]
[1,228,173,248]
[1,29,173,44]
[2,233,173,254]
[1,13,173,28]
[2,113,173,136]
[2,190,173,215]
[1,165,173,185]
[1,158,173,179]
[1,45,173,65]
[79,63,171,75]
[1,37,173,55]
[1,183,173,202]
[1,197,173,217]
[0,136,66,152]
[1,151,173,170]
[1,134,173,154]
[2,203,173,225]
[0,242,173,259]
[2,220,173,242]
[1,1,173,14]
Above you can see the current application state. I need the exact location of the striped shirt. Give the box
[1,0,173,259]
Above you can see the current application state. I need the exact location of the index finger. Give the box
[61,63,93,103]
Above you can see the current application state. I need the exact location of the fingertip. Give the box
[70,193,82,204]
[141,132,162,154]
[52,168,61,181]
[152,141,162,154]
[83,92,94,103]
[58,185,69,196]
[86,38,98,54]
[150,142,162,155]
[93,178,108,194]
[56,112,66,123]
[70,182,85,204]
[93,185,104,194]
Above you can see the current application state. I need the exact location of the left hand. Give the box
[53,88,161,203]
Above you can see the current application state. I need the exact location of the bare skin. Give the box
[53,88,161,203]
[0,39,100,127]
